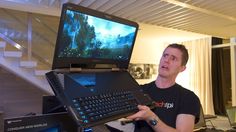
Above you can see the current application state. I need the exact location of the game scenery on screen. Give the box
[58,10,137,61]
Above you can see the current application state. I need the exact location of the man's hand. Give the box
[126,105,157,122]
[126,105,195,132]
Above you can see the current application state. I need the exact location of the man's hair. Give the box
[166,43,189,66]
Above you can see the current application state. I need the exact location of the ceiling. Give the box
[0,0,236,39]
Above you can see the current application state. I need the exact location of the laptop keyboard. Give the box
[72,91,139,126]
[45,71,155,128]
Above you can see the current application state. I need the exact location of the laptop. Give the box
[46,2,154,129]
[226,106,236,129]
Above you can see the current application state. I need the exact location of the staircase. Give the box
[0,41,53,95]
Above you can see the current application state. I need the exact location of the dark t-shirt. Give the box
[134,81,200,132]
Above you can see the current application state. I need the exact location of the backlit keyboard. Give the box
[72,91,139,126]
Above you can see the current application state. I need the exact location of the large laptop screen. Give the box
[52,3,139,70]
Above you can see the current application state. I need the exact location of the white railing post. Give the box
[230,37,236,106]
[27,12,32,60]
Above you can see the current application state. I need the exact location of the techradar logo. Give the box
[155,101,174,109]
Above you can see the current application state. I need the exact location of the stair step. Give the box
[35,70,50,76]
[20,61,37,68]
[4,51,22,58]
[0,41,6,48]
[0,57,53,94]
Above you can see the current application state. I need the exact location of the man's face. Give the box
[158,47,186,78]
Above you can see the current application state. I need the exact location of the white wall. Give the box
[131,23,210,84]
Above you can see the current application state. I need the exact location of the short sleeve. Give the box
[179,90,201,123]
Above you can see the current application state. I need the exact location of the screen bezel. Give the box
[52,3,139,70]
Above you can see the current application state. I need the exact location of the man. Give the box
[127,44,200,132]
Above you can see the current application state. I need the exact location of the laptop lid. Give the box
[52,3,139,70]
[226,106,236,128]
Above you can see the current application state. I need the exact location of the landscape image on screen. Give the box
[57,9,137,61]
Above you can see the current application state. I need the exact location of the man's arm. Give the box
[126,105,195,132]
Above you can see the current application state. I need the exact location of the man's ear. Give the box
[180,65,186,72]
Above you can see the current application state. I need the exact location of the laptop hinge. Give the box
[111,68,120,71]
[69,67,82,72]
[53,68,70,73]
[53,67,126,73]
